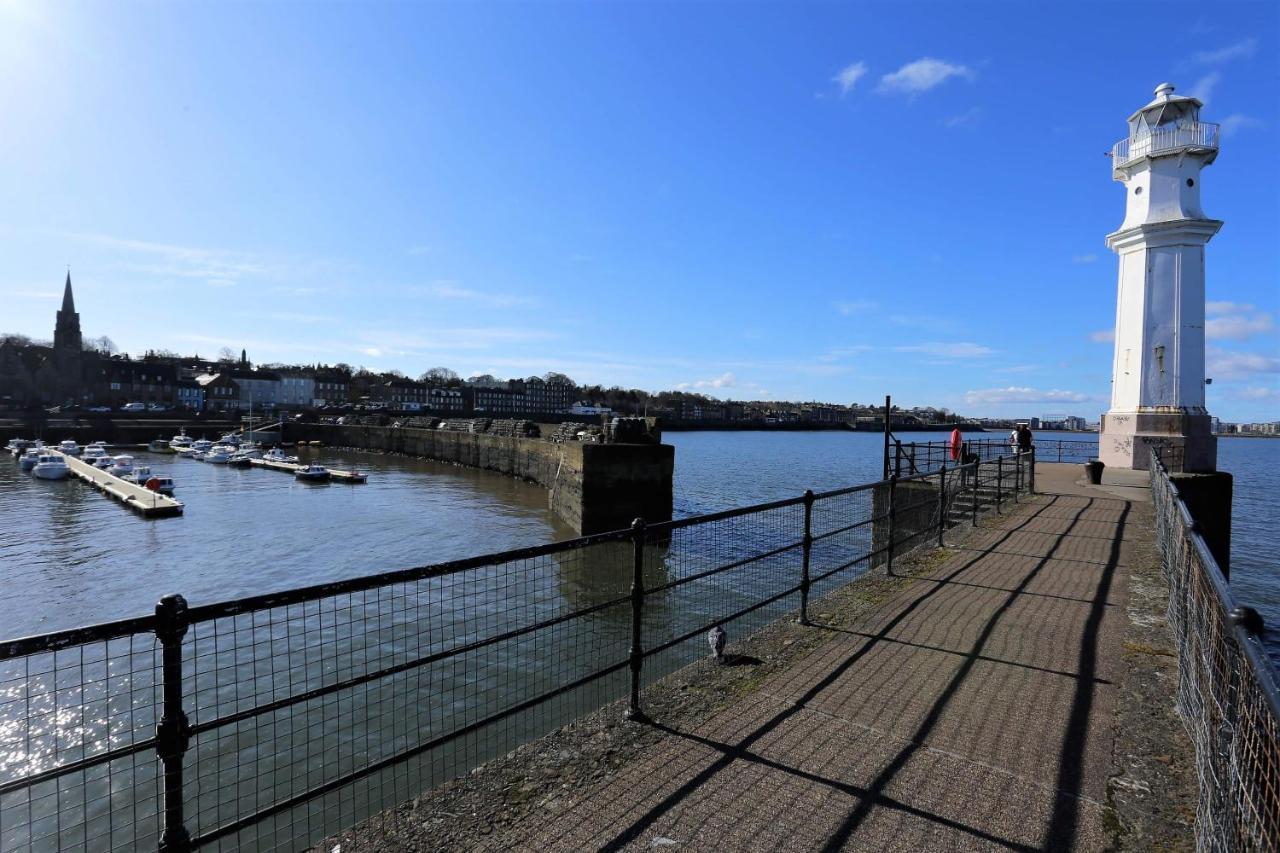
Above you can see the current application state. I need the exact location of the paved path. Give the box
[492,464,1150,851]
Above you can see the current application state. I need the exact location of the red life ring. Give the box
[949,429,963,462]
[145,478,161,491]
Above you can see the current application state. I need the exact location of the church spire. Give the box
[61,271,76,314]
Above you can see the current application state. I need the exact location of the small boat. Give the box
[10,439,42,458]
[146,476,176,496]
[170,431,194,452]
[57,440,81,457]
[125,465,153,484]
[107,455,135,478]
[19,449,41,471]
[227,453,253,468]
[31,454,70,480]
[93,455,116,470]
[191,439,214,453]
[204,447,231,464]
[294,464,330,482]
[148,438,173,453]
[264,448,299,464]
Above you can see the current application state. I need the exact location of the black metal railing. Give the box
[888,436,1096,476]
[0,452,1034,852]
[1150,455,1279,849]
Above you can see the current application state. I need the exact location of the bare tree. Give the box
[218,346,236,364]
[83,335,118,355]
[420,367,460,386]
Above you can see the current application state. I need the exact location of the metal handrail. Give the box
[1112,121,1219,168]
[0,450,1033,851]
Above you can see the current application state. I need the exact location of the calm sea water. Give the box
[1,429,1276,849]
[0,429,1276,646]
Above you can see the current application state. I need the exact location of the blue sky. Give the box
[1,1,1276,420]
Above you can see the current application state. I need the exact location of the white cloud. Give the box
[1235,386,1280,402]
[1188,71,1221,105]
[418,280,532,308]
[963,386,1091,405]
[1090,329,1115,343]
[1194,39,1257,64]
[1207,312,1274,341]
[79,233,288,285]
[1207,301,1253,314]
[1219,114,1263,137]
[1206,347,1280,380]
[676,371,736,391]
[834,299,876,315]
[878,58,974,95]
[894,341,994,358]
[1072,254,1099,264]
[361,347,384,358]
[832,61,868,95]
[816,345,873,363]
[942,107,981,128]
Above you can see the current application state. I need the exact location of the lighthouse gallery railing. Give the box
[1150,455,1280,851]
[1111,121,1220,169]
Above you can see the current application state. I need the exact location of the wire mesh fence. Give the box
[1151,456,1279,851]
[1,453,1035,852]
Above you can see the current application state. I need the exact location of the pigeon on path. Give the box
[708,625,726,662]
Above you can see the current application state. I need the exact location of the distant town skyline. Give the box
[1,1,1275,420]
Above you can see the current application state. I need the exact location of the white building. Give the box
[1099,83,1220,472]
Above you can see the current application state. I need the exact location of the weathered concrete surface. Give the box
[288,423,674,534]
[320,462,1193,852]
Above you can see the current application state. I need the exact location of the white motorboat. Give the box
[19,449,41,471]
[125,465,153,484]
[204,447,232,464]
[264,448,299,464]
[148,438,172,453]
[11,439,43,459]
[82,445,108,462]
[93,455,116,470]
[294,464,330,482]
[31,454,70,480]
[170,432,194,452]
[107,455,135,478]
[57,440,81,457]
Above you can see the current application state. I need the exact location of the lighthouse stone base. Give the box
[1099,410,1217,473]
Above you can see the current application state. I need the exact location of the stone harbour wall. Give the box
[287,423,674,535]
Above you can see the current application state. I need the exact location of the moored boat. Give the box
[264,448,299,464]
[19,449,41,471]
[294,464,330,482]
[31,454,70,480]
[107,455,135,478]
[148,438,173,453]
[57,440,81,457]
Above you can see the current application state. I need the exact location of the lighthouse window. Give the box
[1134,186,1144,195]
[1186,178,1195,187]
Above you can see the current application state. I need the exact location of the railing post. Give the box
[626,518,647,722]
[1057,442,1062,463]
[882,395,891,479]
[970,460,978,527]
[1029,446,1036,494]
[155,594,191,853]
[937,464,947,548]
[1014,451,1022,502]
[799,490,814,626]
[886,474,898,575]
[995,456,1003,514]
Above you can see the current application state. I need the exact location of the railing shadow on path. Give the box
[582,491,1130,852]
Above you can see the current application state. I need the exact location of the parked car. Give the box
[87,405,112,413]
[121,402,146,412]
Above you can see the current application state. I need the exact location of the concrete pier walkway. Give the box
[482,464,1160,851]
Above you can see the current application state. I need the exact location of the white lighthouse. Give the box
[1099,83,1221,473]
